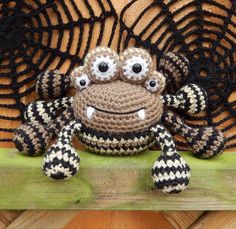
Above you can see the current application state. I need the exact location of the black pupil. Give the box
[80,79,86,86]
[149,80,156,87]
[132,63,142,73]
[98,62,109,72]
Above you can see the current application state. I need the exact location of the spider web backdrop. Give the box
[118,0,236,150]
[0,0,118,143]
[0,0,236,150]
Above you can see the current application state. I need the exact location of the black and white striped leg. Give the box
[36,70,71,100]
[158,52,189,93]
[13,107,74,156]
[150,124,190,194]
[24,97,74,124]
[162,110,226,159]
[161,84,208,114]
[43,120,81,180]
[13,122,53,156]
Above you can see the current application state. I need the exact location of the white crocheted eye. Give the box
[91,55,118,81]
[74,74,91,90]
[84,47,119,82]
[145,72,165,93]
[120,48,152,83]
[145,78,159,92]
[71,66,91,90]
[122,56,150,81]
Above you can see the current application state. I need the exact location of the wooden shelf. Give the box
[0,149,235,210]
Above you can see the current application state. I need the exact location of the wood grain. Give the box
[163,211,204,229]
[65,211,174,229]
[0,148,235,210]
[189,212,236,229]
[0,211,22,229]
[6,211,78,229]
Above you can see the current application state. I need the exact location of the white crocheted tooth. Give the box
[122,55,150,80]
[91,55,118,81]
[86,106,95,120]
[137,109,145,120]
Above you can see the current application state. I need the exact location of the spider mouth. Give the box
[86,106,146,120]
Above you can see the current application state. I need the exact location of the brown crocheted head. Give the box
[71,47,165,134]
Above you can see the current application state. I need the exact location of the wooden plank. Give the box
[189,211,236,229]
[162,211,204,229]
[6,211,78,229]
[64,211,174,229]
[0,149,235,210]
[0,211,203,229]
[0,211,23,229]
[64,211,204,229]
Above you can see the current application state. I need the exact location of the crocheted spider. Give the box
[13,47,226,194]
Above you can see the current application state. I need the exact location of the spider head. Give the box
[71,47,165,133]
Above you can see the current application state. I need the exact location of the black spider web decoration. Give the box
[0,0,118,143]
[0,0,236,150]
[118,0,236,149]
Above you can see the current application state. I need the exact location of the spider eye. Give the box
[79,79,86,86]
[145,79,159,92]
[132,63,142,73]
[145,71,166,93]
[92,56,117,81]
[98,62,109,72]
[75,74,91,90]
[120,48,152,83]
[149,80,156,87]
[71,67,91,90]
[84,47,119,82]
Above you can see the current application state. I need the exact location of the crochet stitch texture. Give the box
[0,1,234,149]
[13,47,226,194]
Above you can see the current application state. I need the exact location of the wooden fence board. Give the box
[6,211,78,229]
[162,211,204,229]
[0,148,235,210]
[0,211,22,229]
[189,211,236,229]
[64,211,174,229]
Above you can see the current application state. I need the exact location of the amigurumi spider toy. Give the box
[13,47,226,194]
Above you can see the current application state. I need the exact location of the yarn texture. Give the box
[13,47,226,194]
[0,1,234,150]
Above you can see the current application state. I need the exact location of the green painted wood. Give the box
[0,148,235,210]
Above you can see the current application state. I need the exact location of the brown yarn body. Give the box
[73,80,163,155]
